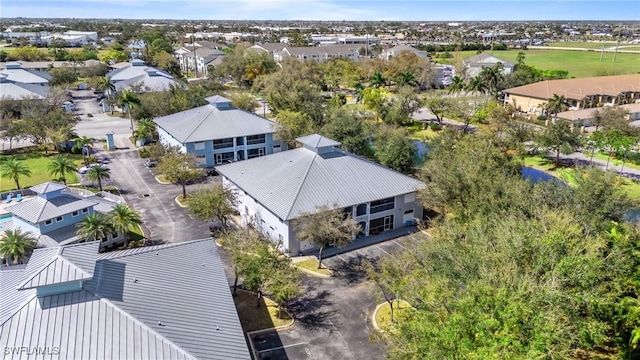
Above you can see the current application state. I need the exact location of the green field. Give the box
[546,42,619,49]
[0,152,85,192]
[435,49,640,78]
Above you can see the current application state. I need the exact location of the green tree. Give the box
[96,76,116,95]
[48,156,77,185]
[76,213,112,242]
[157,152,205,199]
[72,135,93,165]
[294,204,361,268]
[108,204,142,247]
[49,66,78,86]
[228,92,259,112]
[369,71,387,88]
[546,93,570,124]
[133,118,156,146]
[375,126,417,174]
[0,158,31,190]
[322,107,372,155]
[536,121,581,166]
[85,165,111,191]
[265,260,302,318]
[274,110,315,148]
[465,75,488,96]
[479,62,504,98]
[101,49,129,64]
[0,229,37,265]
[186,184,237,228]
[447,75,466,95]
[423,93,453,124]
[120,90,141,135]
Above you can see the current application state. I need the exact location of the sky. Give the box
[2,0,639,21]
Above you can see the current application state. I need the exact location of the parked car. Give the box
[144,159,158,168]
[78,163,107,174]
[96,95,107,102]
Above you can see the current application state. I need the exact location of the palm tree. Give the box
[72,136,93,165]
[48,155,77,185]
[466,76,488,96]
[86,165,110,191]
[546,94,570,124]
[133,118,156,147]
[120,90,141,136]
[108,204,142,247]
[479,63,504,98]
[0,229,37,265]
[447,75,466,95]
[96,76,115,96]
[396,71,417,87]
[0,158,31,190]
[354,82,365,103]
[369,72,387,88]
[76,213,111,242]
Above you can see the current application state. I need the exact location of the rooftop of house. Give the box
[557,103,640,121]
[0,62,51,84]
[0,77,48,99]
[106,60,174,82]
[0,240,250,360]
[216,134,425,221]
[504,73,640,100]
[153,96,276,143]
[462,52,514,66]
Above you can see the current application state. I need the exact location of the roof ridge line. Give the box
[0,293,37,328]
[284,152,318,220]
[100,238,212,260]
[182,105,215,142]
[16,257,58,290]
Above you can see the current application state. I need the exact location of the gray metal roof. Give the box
[0,240,250,360]
[0,81,48,100]
[37,223,83,247]
[297,134,341,148]
[30,181,67,194]
[107,63,173,82]
[217,144,426,220]
[0,66,51,84]
[113,73,185,92]
[5,195,98,223]
[17,242,98,290]
[154,104,276,143]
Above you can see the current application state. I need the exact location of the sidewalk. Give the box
[556,152,640,181]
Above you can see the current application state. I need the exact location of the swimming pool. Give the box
[0,213,11,224]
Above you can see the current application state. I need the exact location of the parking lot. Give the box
[241,231,429,360]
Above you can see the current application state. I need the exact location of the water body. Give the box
[413,141,429,158]
[520,167,557,183]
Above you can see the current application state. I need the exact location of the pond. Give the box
[520,167,557,183]
[413,141,429,158]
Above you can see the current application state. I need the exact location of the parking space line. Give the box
[336,254,348,263]
[257,342,308,353]
[356,249,366,257]
[391,239,404,248]
[375,245,390,255]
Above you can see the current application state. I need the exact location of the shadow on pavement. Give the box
[287,289,333,331]
[330,255,379,285]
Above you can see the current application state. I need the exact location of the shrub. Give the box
[87,113,93,117]
[537,115,547,121]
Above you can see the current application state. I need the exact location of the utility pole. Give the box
[192,28,198,79]
[613,28,621,63]
[599,43,605,63]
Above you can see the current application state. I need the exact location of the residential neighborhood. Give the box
[1,5,640,360]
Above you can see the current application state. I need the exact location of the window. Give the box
[45,219,52,225]
[356,204,367,217]
[111,233,118,239]
[246,134,266,145]
[72,211,79,217]
[247,147,266,159]
[101,237,108,243]
[236,137,244,146]
[194,141,205,150]
[56,216,63,222]
[369,215,394,235]
[82,208,88,214]
[213,138,234,149]
[370,197,395,214]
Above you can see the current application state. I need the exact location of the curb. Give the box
[154,175,172,185]
[371,302,385,332]
[174,195,188,208]
[294,264,332,278]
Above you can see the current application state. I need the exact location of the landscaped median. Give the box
[292,256,333,277]
[233,289,294,333]
[372,299,415,333]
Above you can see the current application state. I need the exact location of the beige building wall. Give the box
[507,94,548,114]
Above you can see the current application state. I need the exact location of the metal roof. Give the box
[107,63,173,82]
[0,240,251,360]
[154,104,276,143]
[297,134,341,148]
[217,143,426,220]
[504,74,640,101]
[5,195,98,223]
[0,66,51,84]
[113,73,185,92]
[0,81,48,100]
[30,181,67,194]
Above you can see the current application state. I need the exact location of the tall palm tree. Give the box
[0,229,36,265]
[0,158,31,190]
[86,165,110,191]
[96,76,116,96]
[447,75,466,95]
[72,136,93,165]
[369,72,387,89]
[479,63,504,98]
[76,213,111,242]
[466,76,488,96]
[120,90,141,136]
[546,94,570,124]
[133,118,156,147]
[109,204,142,247]
[354,82,365,103]
[396,71,417,87]
[48,155,77,185]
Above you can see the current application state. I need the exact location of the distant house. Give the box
[247,43,287,56]
[557,103,640,125]
[2,182,125,248]
[274,46,359,63]
[153,95,286,168]
[503,74,640,114]
[0,240,251,360]
[175,46,226,76]
[105,59,185,93]
[216,134,426,256]
[380,44,429,61]
[0,62,51,86]
[462,53,514,78]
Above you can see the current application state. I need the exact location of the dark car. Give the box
[96,95,107,102]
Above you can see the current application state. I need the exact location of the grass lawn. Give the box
[233,289,292,333]
[433,49,640,78]
[375,300,414,331]
[590,152,640,172]
[0,152,85,192]
[294,258,332,276]
[546,42,620,49]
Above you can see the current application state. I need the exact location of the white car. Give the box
[78,163,107,174]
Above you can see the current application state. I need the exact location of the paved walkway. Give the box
[555,152,640,181]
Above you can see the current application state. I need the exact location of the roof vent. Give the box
[156,251,159,255]
[158,321,164,326]
[133,277,138,283]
